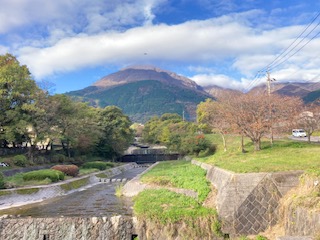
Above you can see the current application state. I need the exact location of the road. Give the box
[288,135,320,142]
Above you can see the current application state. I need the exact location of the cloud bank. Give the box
[1,0,320,91]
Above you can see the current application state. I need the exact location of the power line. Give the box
[264,12,320,71]
[244,11,320,91]
[269,29,320,71]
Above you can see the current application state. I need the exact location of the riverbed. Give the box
[0,166,147,217]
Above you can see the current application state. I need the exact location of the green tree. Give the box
[96,106,134,159]
[0,53,39,148]
[142,113,200,154]
[48,94,101,157]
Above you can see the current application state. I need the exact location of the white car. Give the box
[0,162,9,167]
[292,129,307,137]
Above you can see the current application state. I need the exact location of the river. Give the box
[0,166,147,217]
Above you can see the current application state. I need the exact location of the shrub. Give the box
[34,156,45,164]
[180,134,216,156]
[23,169,64,182]
[69,156,85,165]
[82,161,113,171]
[51,154,66,163]
[0,172,5,189]
[13,155,28,167]
[51,165,79,177]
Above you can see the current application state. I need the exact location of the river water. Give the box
[0,166,147,218]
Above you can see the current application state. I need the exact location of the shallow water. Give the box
[0,166,147,218]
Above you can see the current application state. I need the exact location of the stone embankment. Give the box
[0,163,137,210]
[0,216,138,240]
[191,160,320,239]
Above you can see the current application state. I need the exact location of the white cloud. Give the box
[190,73,253,91]
[4,2,320,92]
[0,0,166,39]
[18,15,275,78]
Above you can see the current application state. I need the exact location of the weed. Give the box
[115,183,124,197]
[60,177,89,191]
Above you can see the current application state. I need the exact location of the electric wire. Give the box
[264,12,320,71]
[244,11,320,92]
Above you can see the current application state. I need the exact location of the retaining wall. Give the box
[0,216,137,240]
[285,204,320,236]
[192,160,303,236]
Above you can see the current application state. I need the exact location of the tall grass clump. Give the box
[23,169,64,182]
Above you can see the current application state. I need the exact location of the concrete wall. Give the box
[0,163,137,210]
[285,205,320,236]
[192,160,303,236]
[0,216,137,240]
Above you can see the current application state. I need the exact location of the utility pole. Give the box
[266,70,276,145]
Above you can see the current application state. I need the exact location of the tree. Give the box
[96,106,134,159]
[142,113,199,153]
[208,92,302,151]
[296,103,320,143]
[45,94,101,157]
[197,98,231,152]
[0,53,39,148]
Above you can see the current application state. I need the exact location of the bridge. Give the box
[118,146,180,163]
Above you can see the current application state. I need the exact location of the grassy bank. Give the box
[140,160,210,202]
[134,188,217,223]
[133,160,222,236]
[196,134,320,173]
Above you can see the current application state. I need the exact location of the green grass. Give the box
[60,177,89,191]
[0,190,12,196]
[134,189,216,224]
[140,160,210,202]
[16,188,39,195]
[5,173,52,187]
[79,168,100,176]
[195,134,320,173]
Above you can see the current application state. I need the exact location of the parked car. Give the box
[0,162,9,167]
[292,129,307,137]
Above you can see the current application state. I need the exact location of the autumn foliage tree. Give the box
[296,102,320,143]
[197,98,232,152]
[198,92,303,151]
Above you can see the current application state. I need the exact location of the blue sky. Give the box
[1,0,320,93]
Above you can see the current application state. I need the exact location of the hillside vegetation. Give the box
[196,134,320,173]
[68,80,209,122]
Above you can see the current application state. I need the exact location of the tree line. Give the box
[197,91,320,151]
[0,54,133,161]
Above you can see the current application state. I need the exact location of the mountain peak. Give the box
[93,65,202,91]
[121,64,163,72]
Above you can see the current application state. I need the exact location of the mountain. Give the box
[249,82,320,101]
[66,65,212,122]
[203,84,242,98]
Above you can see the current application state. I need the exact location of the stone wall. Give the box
[0,163,137,210]
[192,160,303,236]
[0,216,137,240]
